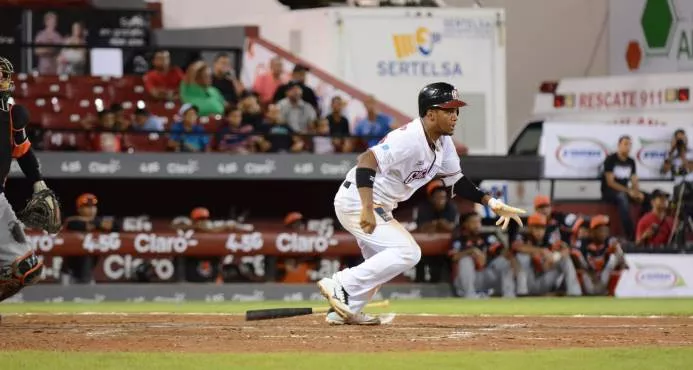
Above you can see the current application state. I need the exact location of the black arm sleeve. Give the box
[16,148,43,184]
[456,176,486,204]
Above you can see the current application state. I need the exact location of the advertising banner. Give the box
[615,254,693,297]
[609,0,693,74]
[338,10,506,153]
[539,122,688,179]
[532,72,693,125]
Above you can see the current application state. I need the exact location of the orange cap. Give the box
[190,207,210,221]
[590,215,609,229]
[527,213,547,227]
[76,193,97,208]
[284,211,303,226]
[534,195,551,208]
[426,180,445,195]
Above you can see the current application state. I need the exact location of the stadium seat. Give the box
[42,131,89,151]
[124,133,168,152]
[41,111,83,130]
[13,98,57,124]
[143,101,177,119]
[18,81,68,99]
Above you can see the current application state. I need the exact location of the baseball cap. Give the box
[590,215,610,229]
[284,211,303,226]
[190,207,210,221]
[178,103,199,117]
[527,213,547,227]
[76,193,97,208]
[426,180,445,196]
[651,189,670,199]
[534,195,551,208]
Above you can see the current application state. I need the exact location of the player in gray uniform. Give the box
[513,213,582,296]
[451,213,515,298]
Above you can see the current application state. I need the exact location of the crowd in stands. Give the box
[17,50,397,154]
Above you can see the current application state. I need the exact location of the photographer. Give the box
[661,129,692,178]
[635,189,673,246]
[600,135,644,240]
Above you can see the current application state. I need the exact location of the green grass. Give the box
[2,297,693,316]
[2,348,693,370]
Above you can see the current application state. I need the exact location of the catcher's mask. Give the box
[0,57,14,112]
[0,251,44,302]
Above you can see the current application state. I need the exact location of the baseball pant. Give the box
[0,193,33,268]
[334,205,421,314]
[581,254,622,295]
[516,253,582,296]
[454,256,515,298]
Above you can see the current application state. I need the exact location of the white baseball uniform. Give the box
[333,118,462,313]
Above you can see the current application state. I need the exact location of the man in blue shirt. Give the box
[353,95,393,147]
[167,104,210,152]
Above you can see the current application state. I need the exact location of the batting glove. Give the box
[487,198,526,230]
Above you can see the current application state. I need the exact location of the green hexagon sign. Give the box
[640,0,675,51]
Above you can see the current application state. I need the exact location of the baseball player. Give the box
[318,82,525,324]
[513,213,582,296]
[0,57,61,302]
[450,212,515,298]
[572,215,627,295]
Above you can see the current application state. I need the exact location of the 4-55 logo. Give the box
[82,233,122,253]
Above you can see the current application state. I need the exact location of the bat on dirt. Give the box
[245,300,390,321]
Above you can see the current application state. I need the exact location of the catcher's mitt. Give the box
[17,189,62,234]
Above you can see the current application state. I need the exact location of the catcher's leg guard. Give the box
[0,194,43,302]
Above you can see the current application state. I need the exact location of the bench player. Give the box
[318,82,526,324]
[0,57,61,302]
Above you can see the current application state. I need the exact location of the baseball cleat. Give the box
[317,277,353,320]
[326,310,381,325]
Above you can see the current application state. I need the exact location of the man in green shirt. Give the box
[179,61,227,116]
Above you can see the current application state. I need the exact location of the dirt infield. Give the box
[1,314,692,352]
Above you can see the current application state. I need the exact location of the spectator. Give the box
[91,109,124,152]
[143,50,184,100]
[326,95,353,153]
[256,104,304,153]
[284,211,305,230]
[62,193,118,284]
[110,103,131,131]
[600,135,644,240]
[354,95,393,147]
[57,21,86,75]
[636,189,674,246]
[180,60,226,116]
[273,64,318,110]
[238,90,264,130]
[132,108,165,132]
[216,106,254,154]
[168,104,210,152]
[661,129,691,177]
[277,81,317,133]
[34,12,63,75]
[313,118,334,154]
[416,180,459,233]
[253,56,287,105]
[212,52,244,106]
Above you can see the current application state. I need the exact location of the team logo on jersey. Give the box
[404,169,428,184]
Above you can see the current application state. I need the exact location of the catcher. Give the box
[0,57,61,302]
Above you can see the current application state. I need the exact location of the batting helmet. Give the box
[0,57,14,112]
[417,82,466,118]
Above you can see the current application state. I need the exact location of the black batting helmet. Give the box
[418,82,466,118]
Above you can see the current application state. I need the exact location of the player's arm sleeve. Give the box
[368,133,412,173]
[11,106,43,184]
[438,138,463,186]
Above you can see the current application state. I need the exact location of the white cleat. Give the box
[317,277,353,320]
[326,310,382,326]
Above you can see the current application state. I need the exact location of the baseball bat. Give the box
[245,299,390,321]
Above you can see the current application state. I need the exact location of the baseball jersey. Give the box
[336,118,461,212]
[450,233,504,269]
[574,236,621,272]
